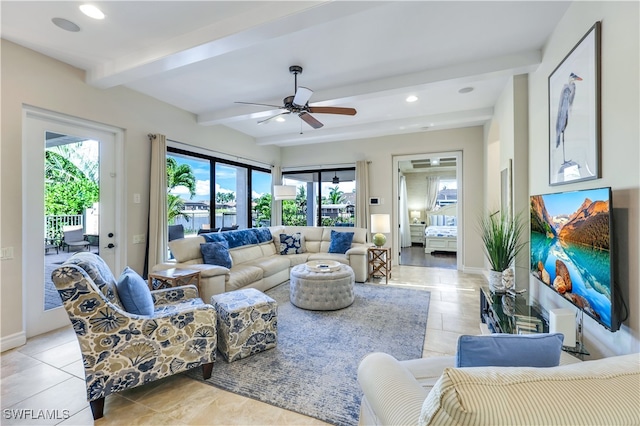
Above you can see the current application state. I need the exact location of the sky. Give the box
[540,187,609,216]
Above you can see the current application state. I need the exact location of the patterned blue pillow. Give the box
[455,333,564,368]
[328,230,354,254]
[117,267,154,315]
[200,241,233,269]
[279,233,305,255]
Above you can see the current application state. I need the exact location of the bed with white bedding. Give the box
[424,204,458,254]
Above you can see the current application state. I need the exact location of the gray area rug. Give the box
[186,282,430,426]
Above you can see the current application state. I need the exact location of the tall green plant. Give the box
[479,211,526,272]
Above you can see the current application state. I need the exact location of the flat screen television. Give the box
[530,187,619,331]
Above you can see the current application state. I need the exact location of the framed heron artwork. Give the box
[548,21,601,186]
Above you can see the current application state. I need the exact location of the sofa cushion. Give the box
[226,264,264,290]
[231,245,264,265]
[283,253,310,267]
[117,267,154,315]
[455,333,564,368]
[170,236,206,263]
[279,233,306,255]
[307,253,349,264]
[328,230,354,254]
[247,255,291,278]
[420,353,640,426]
[201,241,233,269]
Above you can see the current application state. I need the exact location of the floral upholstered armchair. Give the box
[51,252,217,420]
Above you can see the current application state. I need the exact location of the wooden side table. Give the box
[368,246,391,284]
[148,268,201,295]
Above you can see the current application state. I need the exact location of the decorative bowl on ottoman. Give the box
[211,288,278,362]
[290,262,355,311]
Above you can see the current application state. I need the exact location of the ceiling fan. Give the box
[235,65,357,129]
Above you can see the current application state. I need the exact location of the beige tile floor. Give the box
[1,265,486,425]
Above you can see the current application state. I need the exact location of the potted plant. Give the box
[479,211,526,293]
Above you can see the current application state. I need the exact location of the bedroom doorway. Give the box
[393,152,462,270]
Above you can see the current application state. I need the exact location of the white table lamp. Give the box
[371,214,391,247]
[411,210,420,223]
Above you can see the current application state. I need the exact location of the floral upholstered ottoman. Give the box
[211,288,277,362]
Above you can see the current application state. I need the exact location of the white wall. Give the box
[527,2,639,357]
[280,128,486,271]
[0,40,281,346]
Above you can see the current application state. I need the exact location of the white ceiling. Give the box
[1,1,571,147]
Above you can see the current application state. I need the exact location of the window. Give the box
[282,168,355,227]
[167,148,270,238]
[436,179,457,206]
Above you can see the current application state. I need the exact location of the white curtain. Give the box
[399,175,412,247]
[145,134,167,277]
[271,165,282,226]
[425,176,440,212]
[355,160,370,231]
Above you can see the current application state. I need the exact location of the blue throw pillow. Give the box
[279,233,305,255]
[328,230,354,254]
[201,241,232,269]
[253,228,273,243]
[455,333,564,368]
[117,267,154,315]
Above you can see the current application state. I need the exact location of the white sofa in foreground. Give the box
[153,226,370,303]
[357,351,640,425]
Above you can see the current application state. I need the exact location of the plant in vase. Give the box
[479,211,526,293]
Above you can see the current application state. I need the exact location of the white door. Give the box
[23,108,123,337]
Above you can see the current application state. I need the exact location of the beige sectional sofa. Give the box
[358,351,640,425]
[153,226,370,304]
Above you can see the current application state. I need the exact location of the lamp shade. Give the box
[273,185,296,200]
[371,214,391,233]
[410,210,420,219]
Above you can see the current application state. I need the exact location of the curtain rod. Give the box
[283,160,369,172]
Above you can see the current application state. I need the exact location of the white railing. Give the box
[46,215,83,240]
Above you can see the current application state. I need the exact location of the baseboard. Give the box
[1,331,26,352]
[462,266,486,275]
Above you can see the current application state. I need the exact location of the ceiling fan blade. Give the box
[308,106,357,116]
[257,111,290,125]
[235,101,284,109]
[292,87,313,107]
[298,112,323,129]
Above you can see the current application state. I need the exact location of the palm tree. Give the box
[166,157,196,224]
[328,185,345,204]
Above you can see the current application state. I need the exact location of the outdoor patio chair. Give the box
[45,238,59,254]
[62,225,90,252]
[51,252,217,419]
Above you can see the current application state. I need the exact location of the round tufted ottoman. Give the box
[289,262,355,310]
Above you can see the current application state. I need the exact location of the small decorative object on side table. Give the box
[148,268,201,295]
[368,246,391,284]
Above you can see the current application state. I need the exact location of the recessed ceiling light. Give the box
[406,95,418,103]
[458,87,474,94]
[51,17,80,32]
[80,4,105,20]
